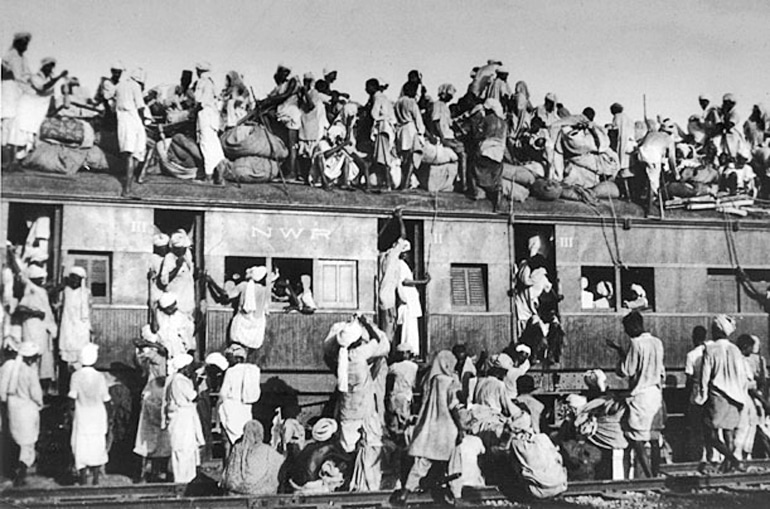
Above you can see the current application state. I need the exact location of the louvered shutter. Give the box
[451,265,487,311]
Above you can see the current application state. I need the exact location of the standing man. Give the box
[695,315,747,473]
[366,78,397,189]
[16,264,57,386]
[606,311,664,478]
[637,123,677,217]
[165,353,204,484]
[683,325,716,466]
[153,292,195,364]
[115,67,147,196]
[58,266,92,366]
[94,62,124,129]
[0,342,43,486]
[264,65,301,180]
[193,61,226,185]
[159,229,195,319]
[394,82,425,190]
[148,233,170,315]
[2,32,32,157]
[431,83,467,193]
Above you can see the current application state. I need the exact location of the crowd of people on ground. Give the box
[4,32,770,215]
[1,217,769,502]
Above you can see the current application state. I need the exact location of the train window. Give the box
[740,269,770,313]
[620,267,655,311]
[451,264,488,311]
[581,266,616,310]
[707,268,739,313]
[70,251,111,304]
[223,256,267,294]
[271,258,314,307]
[317,260,358,309]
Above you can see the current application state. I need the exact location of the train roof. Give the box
[3,171,769,229]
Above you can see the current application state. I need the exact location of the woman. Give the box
[403,351,464,493]
[69,343,111,485]
[221,420,283,495]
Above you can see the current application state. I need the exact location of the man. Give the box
[58,266,92,366]
[218,344,261,451]
[483,66,512,105]
[378,210,409,339]
[606,310,664,478]
[321,66,349,117]
[94,62,124,128]
[696,94,718,137]
[2,32,32,155]
[152,292,194,365]
[477,98,508,211]
[431,83,467,192]
[115,67,147,196]
[69,343,111,485]
[684,325,716,465]
[399,70,429,115]
[504,344,531,400]
[394,82,426,190]
[637,122,677,217]
[609,103,637,200]
[366,78,396,189]
[515,375,544,433]
[158,229,195,319]
[534,93,560,130]
[299,72,330,183]
[165,353,204,483]
[695,315,747,473]
[148,233,169,314]
[713,93,751,167]
[16,264,57,384]
[8,57,68,158]
[193,61,226,184]
[0,342,43,486]
[264,65,301,180]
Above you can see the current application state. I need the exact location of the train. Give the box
[2,170,769,416]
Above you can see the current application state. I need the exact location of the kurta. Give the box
[59,285,92,364]
[396,260,422,355]
[698,338,748,407]
[159,250,196,318]
[2,47,31,143]
[133,348,170,458]
[166,372,204,483]
[394,96,425,153]
[229,280,269,349]
[618,332,664,441]
[0,360,43,451]
[115,77,147,160]
[218,363,261,444]
[387,359,418,433]
[69,366,111,469]
[194,72,225,176]
[611,111,636,175]
[20,282,57,380]
[370,91,395,167]
[9,70,54,148]
[156,311,195,361]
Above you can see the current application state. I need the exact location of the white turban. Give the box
[333,321,363,393]
[515,344,532,357]
[712,314,736,337]
[19,342,40,357]
[492,353,514,370]
[205,352,229,371]
[80,343,99,367]
[312,418,338,442]
[153,233,170,247]
[169,229,191,249]
[171,353,194,371]
[196,61,212,72]
[596,281,612,297]
[69,266,87,279]
[584,369,607,392]
[630,284,646,298]
[566,394,587,412]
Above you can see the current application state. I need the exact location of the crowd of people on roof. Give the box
[3,32,770,215]
[2,209,769,502]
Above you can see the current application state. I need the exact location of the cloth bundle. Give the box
[421,141,458,165]
[416,161,458,192]
[164,133,202,179]
[224,156,280,184]
[23,140,109,175]
[39,117,95,148]
[221,124,288,161]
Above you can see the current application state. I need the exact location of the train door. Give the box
[6,202,63,282]
[154,209,205,352]
[512,224,559,360]
[377,216,426,357]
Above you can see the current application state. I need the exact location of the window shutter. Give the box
[450,266,468,306]
[451,265,487,311]
[68,252,111,304]
[318,260,358,309]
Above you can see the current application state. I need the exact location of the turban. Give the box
[111,61,125,71]
[566,394,587,412]
[723,93,736,103]
[515,344,531,356]
[492,353,514,370]
[496,65,509,74]
[323,67,337,77]
[438,83,456,97]
[40,57,56,68]
[69,266,87,279]
[545,92,557,103]
[158,292,177,309]
[712,314,736,337]
[130,67,146,84]
[169,229,191,248]
[26,264,47,280]
[584,369,607,392]
[396,341,413,353]
[487,59,503,65]
[483,98,504,119]
[196,61,212,72]
[18,342,40,357]
[630,284,646,298]
[171,353,194,371]
[80,343,99,367]
[141,324,157,343]
[334,321,363,392]
[596,281,612,297]
[153,233,170,247]
[312,418,338,442]
[245,266,268,282]
[303,72,315,81]
[581,277,589,290]
[13,32,31,43]
[205,352,229,371]
[393,238,411,253]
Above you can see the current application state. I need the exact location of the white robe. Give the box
[166,373,204,483]
[69,367,111,469]
[217,363,261,444]
[59,286,92,364]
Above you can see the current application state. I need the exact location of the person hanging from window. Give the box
[148,233,169,316]
[158,229,195,320]
[378,208,408,340]
[395,238,430,357]
[58,266,92,367]
[151,292,195,366]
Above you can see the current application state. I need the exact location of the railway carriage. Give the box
[2,172,768,423]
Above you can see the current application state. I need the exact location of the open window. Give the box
[271,258,313,306]
[620,267,655,311]
[70,251,111,304]
[451,264,488,312]
[581,266,616,310]
[224,256,267,295]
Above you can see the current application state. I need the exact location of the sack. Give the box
[23,140,88,175]
[502,164,536,187]
[592,180,620,199]
[221,124,288,161]
[417,161,457,192]
[225,156,280,184]
[531,179,562,201]
[508,432,568,498]
[503,179,530,203]
[167,133,203,170]
[39,117,85,146]
[83,145,110,172]
[422,142,458,165]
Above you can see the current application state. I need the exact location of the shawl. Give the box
[222,420,284,495]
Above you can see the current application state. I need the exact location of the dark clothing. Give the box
[288,440,350,488]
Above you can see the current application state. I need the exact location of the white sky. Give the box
[2,0,769,126]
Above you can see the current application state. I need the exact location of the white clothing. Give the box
[194,72,225,175]
[115,78,147,159]
[69,366,111,469]
[156,311,195,360]
[396,260,422,355]
[166,372,204,483]
[218,363,261,444]
[448,435,486,498]
[159,251,196,318]
[8,71,53,149]
[59,285,92,364]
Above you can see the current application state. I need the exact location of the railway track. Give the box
[3,461,770,508]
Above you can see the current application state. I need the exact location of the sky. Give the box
[2,0,769,126]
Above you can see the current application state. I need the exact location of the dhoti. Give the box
[624,385,662,441]
[196,107,225,176]
[117,109,147,160]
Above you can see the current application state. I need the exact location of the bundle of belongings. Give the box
[23,117,112,175]
[553,115,620,195]
[416,141,458,192]
[220,123,288,183]
[157,133,202,180]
